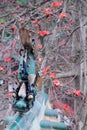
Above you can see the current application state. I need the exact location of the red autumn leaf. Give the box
[73,89,78,95]
[63,104,69,111]
[4,57,11,62]
[53,79,60,87]
[59,12,67,19]
[36,45,42,49]
[32,19,38,24]
[8,93,13,97]
[49,72,56,78]
[44,8,51,18]
[42,66,50,76]
[42,70,46,76]
[13,41,16,46]
[73,89,82,96]
[44,8,51,13]
[38,30,49,37]
[46,13,51,18]
[11,25,17,30]
[16,5,20,9]
[52,2,61,7]
[45,66,50,71]
[0,66,4,71]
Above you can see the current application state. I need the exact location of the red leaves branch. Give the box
[38,30,49,37]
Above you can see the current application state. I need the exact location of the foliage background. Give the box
[0,0,87,130]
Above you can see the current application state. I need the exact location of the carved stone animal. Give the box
[19,28,34,54]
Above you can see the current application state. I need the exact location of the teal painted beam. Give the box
[45,109,58,118]
[5,86,48,130]
[40,120,67,130]
[5,117,21,130]
[5,100,41,130]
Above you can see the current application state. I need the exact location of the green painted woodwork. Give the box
[15,98,27,109]
[40,120,67,130]
[45,109,58,117]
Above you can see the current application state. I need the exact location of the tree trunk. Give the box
[71,1,81,130]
